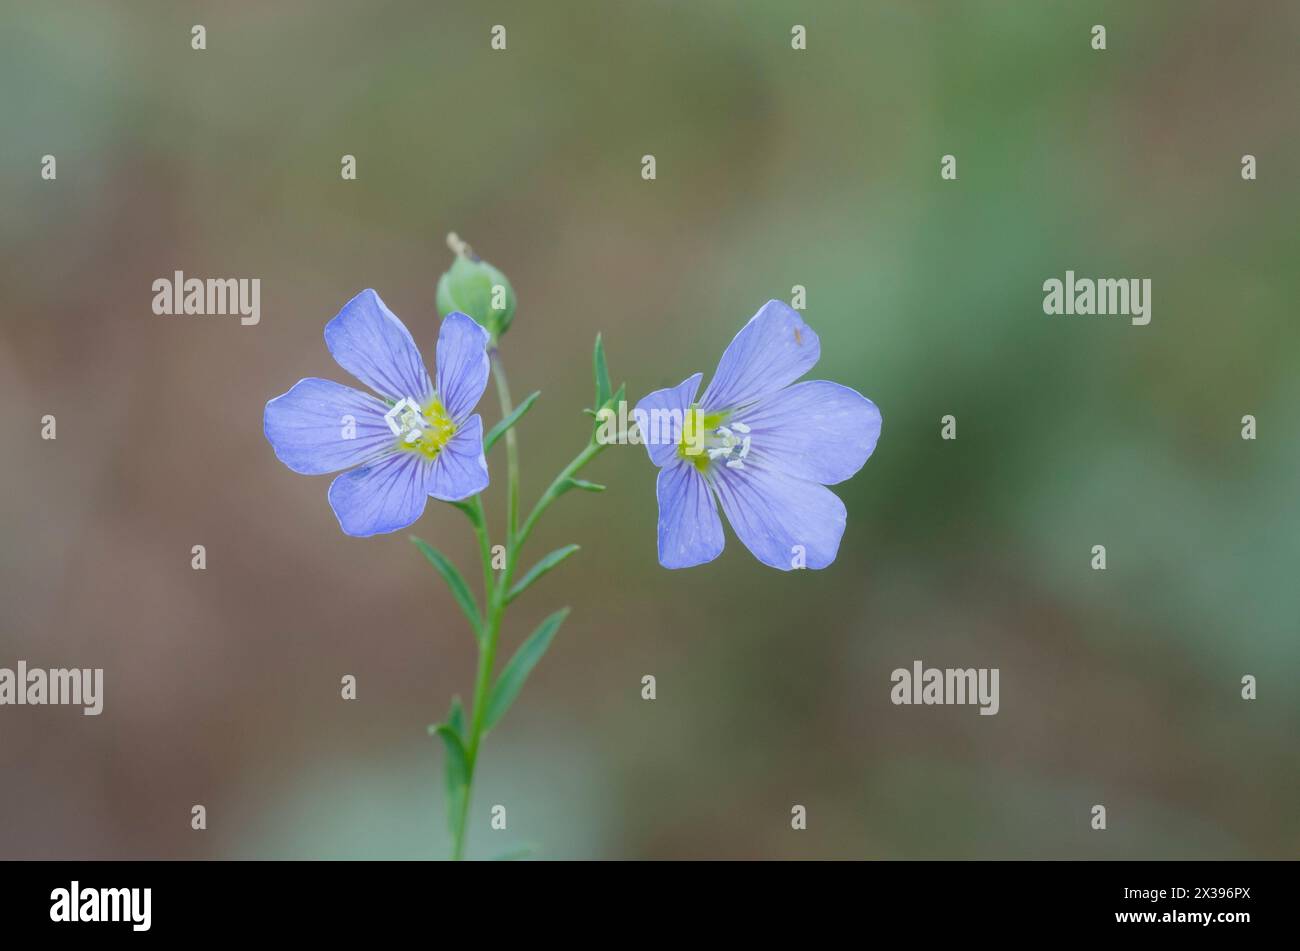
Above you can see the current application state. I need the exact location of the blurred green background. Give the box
[1,0,1297,859]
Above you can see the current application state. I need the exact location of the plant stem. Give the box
[490,348,520,542]
[514,440,603,558]
[448,351,606,861]
[468,496,493,624]
[450,348,519,861]
[452,570,505,860]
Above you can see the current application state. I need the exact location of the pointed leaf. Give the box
[601,381,625,416]
[433,723,469,837]
[448,696,465,737]
[593,334,612,411]
[411,537,481,639]
[484,608,570,731]
[484,390,539,453]
[556,477,606,502]
[589,381,624,431]
[507,545,580,603]
[427,695,466,739]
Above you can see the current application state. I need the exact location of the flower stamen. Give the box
[683,413,752,472]
[385,396,457,460]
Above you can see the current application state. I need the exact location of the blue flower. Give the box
[635,300,881,570]
[264,289,491,537]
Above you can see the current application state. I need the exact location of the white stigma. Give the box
[384,397,428,444]
[707,422,752,469]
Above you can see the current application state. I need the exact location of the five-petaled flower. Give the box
[264,289,490,537]
[635,300,881,570]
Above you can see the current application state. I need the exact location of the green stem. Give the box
[491,349,520,543]
[448,353,606,861]
[450,348,519,861]
[468,495,493,617]
[453,578,505,860]
[514,440,603,560]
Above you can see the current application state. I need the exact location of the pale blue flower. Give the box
[265,289,490,537]
[635,300,881,570]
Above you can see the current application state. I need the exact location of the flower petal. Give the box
[326,451,435,537]
[324,289,433,403]
[428,414,489,501]
[633,372,703,467]
[435,312,491,422]
[655,460,725,569]
[711,463,846,570]
[698,300,820,413]
[737,380,882,485]
[264,378,395,475]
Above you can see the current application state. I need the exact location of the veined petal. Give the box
[656,460,724,569]
[428,414,489,501]
[698,300,820,413]
[264,378,395,475]
[737,380,882,486]
[327,451,435,537]
[324,289,433,403]
[435,312,491,423]
[634,372,703,467]
[711,463,846,570]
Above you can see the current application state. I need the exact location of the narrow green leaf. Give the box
[434,723,469,837]
[588,381,624,430]
[484,608,570,731]
[603,381,625,416]
[411,537,481,639]
[484,390,540,453]
[447,695,465,737]
[507,544,580,603]
[556,477,606,502]
[427,696,465,739]
[593,334,612,410]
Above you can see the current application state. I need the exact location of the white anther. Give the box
[696,418,755,470]
[384,397,429,442]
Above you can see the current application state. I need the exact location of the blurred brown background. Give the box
[1,0,1297,858]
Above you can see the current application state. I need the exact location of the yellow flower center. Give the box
[678,407,740,472]
[386,397,457,460]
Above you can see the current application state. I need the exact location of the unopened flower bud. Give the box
[437,233,516,338]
